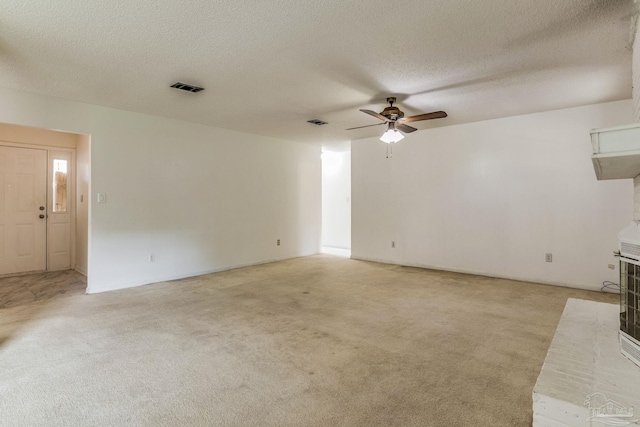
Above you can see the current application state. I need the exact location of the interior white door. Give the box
[0,145,47,275]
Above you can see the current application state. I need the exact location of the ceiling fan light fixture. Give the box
[380,124,404,143]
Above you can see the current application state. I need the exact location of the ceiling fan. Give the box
[346,97,447,143]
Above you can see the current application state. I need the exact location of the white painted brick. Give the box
[633,177,640,220]
[633,11,640,122]
[634,201,640,221]
[629,9,639,218]
[533,299,640,427]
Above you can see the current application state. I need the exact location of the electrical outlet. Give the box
[277,239,280,246]
[149,254,155,263]
[545,253,552,263]
[608,264,615,270]
[391,241,396,248]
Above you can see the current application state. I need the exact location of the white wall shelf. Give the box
[591,124,640,180]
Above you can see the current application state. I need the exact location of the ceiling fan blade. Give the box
[396,123,417,133]
[360,109,389,122]
[345,122,385,131]
[402,111,448,123]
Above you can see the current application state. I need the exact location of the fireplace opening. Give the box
[621,261,640,339]
[619,222,640,368]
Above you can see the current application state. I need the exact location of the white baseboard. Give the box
[85,253,318,294]
[349,255,600,292]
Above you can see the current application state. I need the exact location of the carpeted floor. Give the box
[0,255,617,426]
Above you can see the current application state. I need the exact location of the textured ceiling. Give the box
[0,0,634,145]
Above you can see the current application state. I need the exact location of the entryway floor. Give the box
[0,270,86,308]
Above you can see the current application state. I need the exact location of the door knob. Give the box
[39,214,45,219]
[39,206,45,211]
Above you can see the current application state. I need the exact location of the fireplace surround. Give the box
[619,221,640,368]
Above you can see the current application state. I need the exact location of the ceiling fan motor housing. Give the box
[380,97,404,120]
[381,106,404,120]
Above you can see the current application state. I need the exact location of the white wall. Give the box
[75,134,90,275]
[0,87,321,293]
[321,147,351,249]
[352,100,633,291]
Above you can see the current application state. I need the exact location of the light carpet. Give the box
[0,255,616,426]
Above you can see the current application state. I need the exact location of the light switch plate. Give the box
[97,193,106,203]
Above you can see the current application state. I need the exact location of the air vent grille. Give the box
[170,82,204,93]
[307,119,328,126]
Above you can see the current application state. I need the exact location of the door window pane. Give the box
[52,159,68,213]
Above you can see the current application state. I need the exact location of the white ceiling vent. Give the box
[170,82,204,93]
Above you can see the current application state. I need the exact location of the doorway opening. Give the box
[0,122,90,287]
[321,142,351,257]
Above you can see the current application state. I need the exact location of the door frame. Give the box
[0,141,76,273]
[47,149,76,271]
